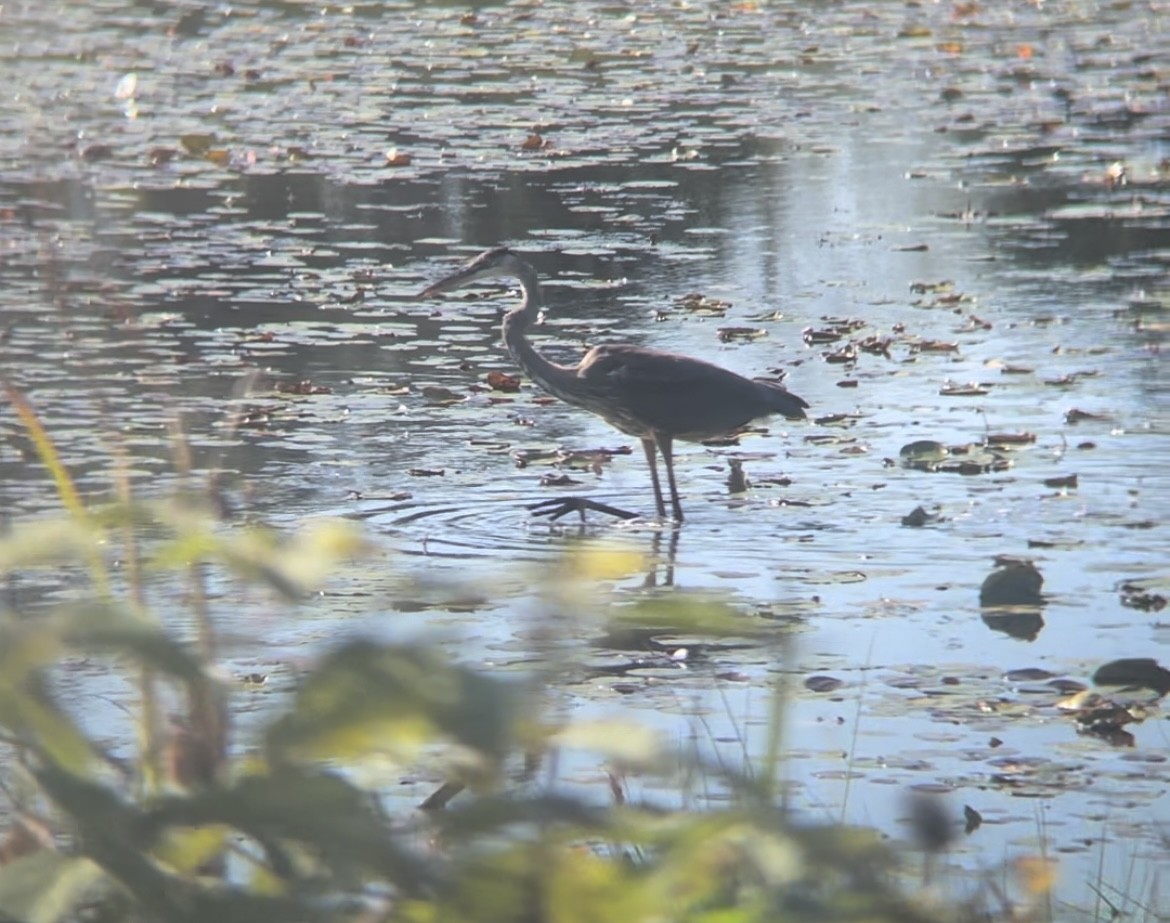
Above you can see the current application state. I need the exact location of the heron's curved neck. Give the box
[501,262,572,391]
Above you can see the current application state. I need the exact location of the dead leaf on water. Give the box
[275,379,332,395]
[180,133,216,156]
[1119,583,1167,612]
[803,327,843,345]
[676,293,731,316]
[486,370,521,392]
[80,143,114,161]
[149,147,177,166]
[717,326,766,343]
[539,474,579,487]
[1065,408,1110,424]
[939,381,991,396]
[857,335,893,357]
[1004,668,1058,683]
[910,280,954,295]
[899,440,948,464]
[1044,371,1098,387]
[985,359,1035,374]
[984,432,1035,447]
[421,386,463,405]
[805,675,845,693]
[911,339,960,354]
[823,343,858,363]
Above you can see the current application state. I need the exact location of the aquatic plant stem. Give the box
[113,440,162,795]
[3,383,110,597]
[840,631,877,824]
[760,631,795,812]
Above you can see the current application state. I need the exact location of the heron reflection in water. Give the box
[419,247,808,522]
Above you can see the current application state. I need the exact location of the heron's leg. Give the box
[640,437,668,519]
[655,433,685,522]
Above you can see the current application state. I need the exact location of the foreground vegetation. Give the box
[0,390,1058,923]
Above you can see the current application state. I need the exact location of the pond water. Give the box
[2,0,1169,915]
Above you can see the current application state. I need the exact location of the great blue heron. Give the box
[419,247,808,522]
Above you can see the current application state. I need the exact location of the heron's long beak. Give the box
[418,264,484,299]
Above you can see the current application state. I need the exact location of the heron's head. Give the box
[418,247,527,298]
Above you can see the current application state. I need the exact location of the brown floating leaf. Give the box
[823,344,858,364]
[1004,668,1057,682]
[1065,408,1109,424]
[939,381,990,397]
[486,370,521,392]
[900,440,948,464]
[914,339,961,354]
[180,132,216,156]
[804,675,844,693]
[149,147,177,166]
[421,386,463,405]
[857,335,892,357]
[539,474,579,487]
[958,314,992,331]
[803,327,842,345]
[80,143,114,161]
[716,326,766,343]
[1119,584,1166,612]
[910,280,954,294]
[984,432,1036,447]
[676,293,731,315]
[275,379,332,395]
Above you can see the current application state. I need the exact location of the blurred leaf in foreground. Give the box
[0,851,106,923]
[0,624,98,776]
[266,640,525,770]
[142,767,434,892]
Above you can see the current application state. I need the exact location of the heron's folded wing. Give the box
[577,345,798,437]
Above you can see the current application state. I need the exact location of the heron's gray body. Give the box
[422,247,808,521]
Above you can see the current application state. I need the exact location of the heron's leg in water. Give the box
[640,437,668,519]
[655,433,685,522]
